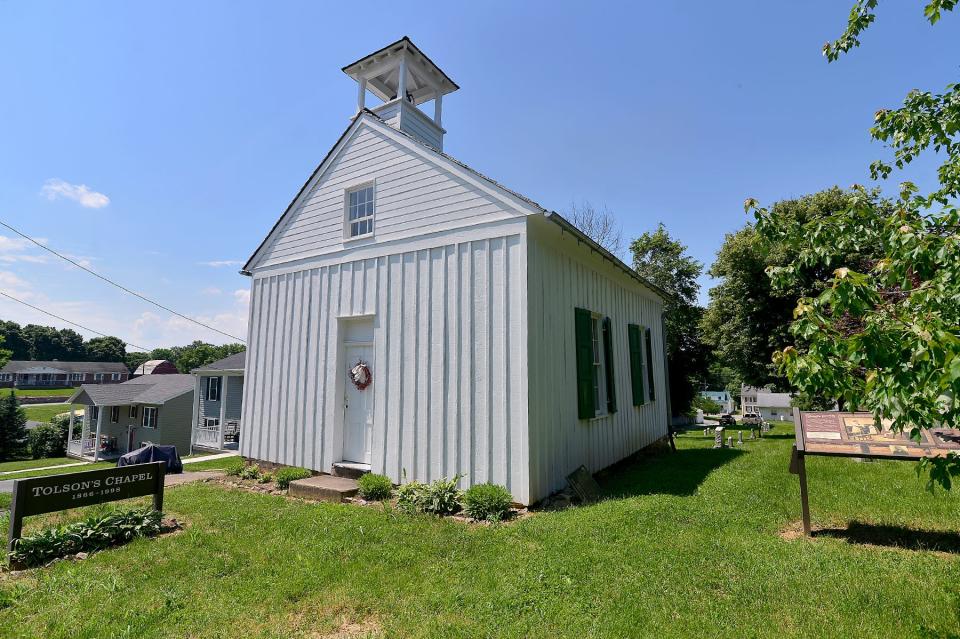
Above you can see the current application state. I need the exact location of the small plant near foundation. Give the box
[274,467,311,490]
[396,475,463,516]
[357,473,393,500]
[461,483,513,522]
[223,457,246,476]
[238,464,263,481]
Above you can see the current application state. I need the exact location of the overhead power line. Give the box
[0,219,246,343]
[0,290,151,352]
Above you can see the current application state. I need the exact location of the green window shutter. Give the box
[645,327,656,401]
[574,308,595,419]
[602,317,617,414]
[628,324,645,406]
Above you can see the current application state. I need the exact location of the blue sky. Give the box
[0,2,955,351]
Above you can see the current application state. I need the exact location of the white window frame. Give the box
[110,406,120,423]
[0,373,9,381]
[94,373,103,381]
[204,417,220,429]
[71,373,83,381]
[590,314,608,418]
[111,373,120,381]
[142,406,158,429]
[343,182,375,240]
[207,376,221,402]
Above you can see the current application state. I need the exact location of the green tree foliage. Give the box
[702,189,868,392]
[630,224,706,417]
[124,341,244,374]
[0,390,29,461]
[752,1,960,488]
[84,336,127,362]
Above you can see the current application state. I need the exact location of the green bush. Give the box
[222,457,246,476]
[357,473,393,500]
[238,463,262,481]
[28,423,67,459]
[397,475,462,515]
[461,483,513,522]
[9,508,162,567]
[274,467,311,489]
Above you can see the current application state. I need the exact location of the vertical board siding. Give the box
[240,232,530,502]
[526,229,670,502]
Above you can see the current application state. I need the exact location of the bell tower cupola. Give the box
[342,37,459,151]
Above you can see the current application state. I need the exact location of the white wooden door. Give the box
[342,344,374,463]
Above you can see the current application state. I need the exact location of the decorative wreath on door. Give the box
[349,360,372,391]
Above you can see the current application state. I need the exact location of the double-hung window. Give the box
[207,376,221,402]
[345,184,375,238]
[129,405,139,419]
[110,406,120,423]
[71,373,83,382]
[142,407,158,429]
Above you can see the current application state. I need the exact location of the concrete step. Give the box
[288,475,358,503]
[331,462,371,480]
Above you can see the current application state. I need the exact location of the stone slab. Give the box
[289,475,358,502]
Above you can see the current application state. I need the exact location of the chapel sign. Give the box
[7,462,166,552]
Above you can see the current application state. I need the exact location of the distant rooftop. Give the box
[69,374,195,406]
[1,360,128,374]
[192,351,245,373]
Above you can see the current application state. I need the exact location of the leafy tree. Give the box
[0,321,29,359]
[0,335,11,371]
[84,336,127,362]
[630,224,707,417]
[125,351,152,373]
[702,188,870,392]
[751,1,960,489]
[0,390,28,461]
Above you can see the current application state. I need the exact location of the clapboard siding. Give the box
[255,121,520,269]
[526,218,669,501]
[240,230,531,502]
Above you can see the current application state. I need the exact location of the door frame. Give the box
[335,314,376,465]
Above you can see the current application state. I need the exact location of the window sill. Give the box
[343,233,375,244]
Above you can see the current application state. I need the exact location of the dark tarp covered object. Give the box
[117,444,183,474]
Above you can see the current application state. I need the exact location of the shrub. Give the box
[274,467,311,489]
[395,480,428,514]
[222,457,246,476]
[28,423,67,459]
[9,508,162,568]
[420,476,463,515]
[238,463,262,481]
[357,473,392,500]
[461,483,513,522]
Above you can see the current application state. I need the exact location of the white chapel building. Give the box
[239,38,669,504]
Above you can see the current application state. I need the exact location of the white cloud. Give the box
[41,178,110,209]
[201,286,223,296]
[198,260,242,268]
[0,235,48,264]
[0,270,32,294]
[233,288,250,304]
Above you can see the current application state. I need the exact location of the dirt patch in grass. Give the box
[314,618,382,638]
[779,519,960,554]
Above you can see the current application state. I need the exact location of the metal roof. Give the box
[1,360,128,374]
[68,374,195,406]
[192,351,245,373]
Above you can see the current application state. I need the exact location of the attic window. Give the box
[345,184,375,238]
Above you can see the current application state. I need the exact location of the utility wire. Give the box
[0,219,246,343]
[0,290,151,352]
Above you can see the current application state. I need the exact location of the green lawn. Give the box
[0,455,239,481]
[21,404,82,424]
[2,435,959,638]
[0,458,75,474]
[5,388,75,398]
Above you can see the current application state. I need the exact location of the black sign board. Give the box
[7,461,166,552]
[566,465,601,503]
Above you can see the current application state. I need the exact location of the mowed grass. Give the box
[0,458,75,474]
[21,404,81,424]
[2,434,960,638]
[5,388,74,398]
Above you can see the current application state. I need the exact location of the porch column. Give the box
[67,407,75,451]
[218,376,227,450]
[190,374,202,455]
[93,405,104,462]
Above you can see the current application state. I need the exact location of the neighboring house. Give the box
[0,360,129,388]
[700,390,734,414]
[740,385,794,422]
[66,374,196,461]
[190,351,245,452]
[237,38,670,505]
[133,359,179,375]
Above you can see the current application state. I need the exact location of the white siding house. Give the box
[239,38,669,504]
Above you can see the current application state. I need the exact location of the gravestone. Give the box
[714,427,725,449]
[737,431,743,446]
[727,436,733,448]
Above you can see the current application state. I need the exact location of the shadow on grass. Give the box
[599,446,745,498]
[814,521,960,554]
